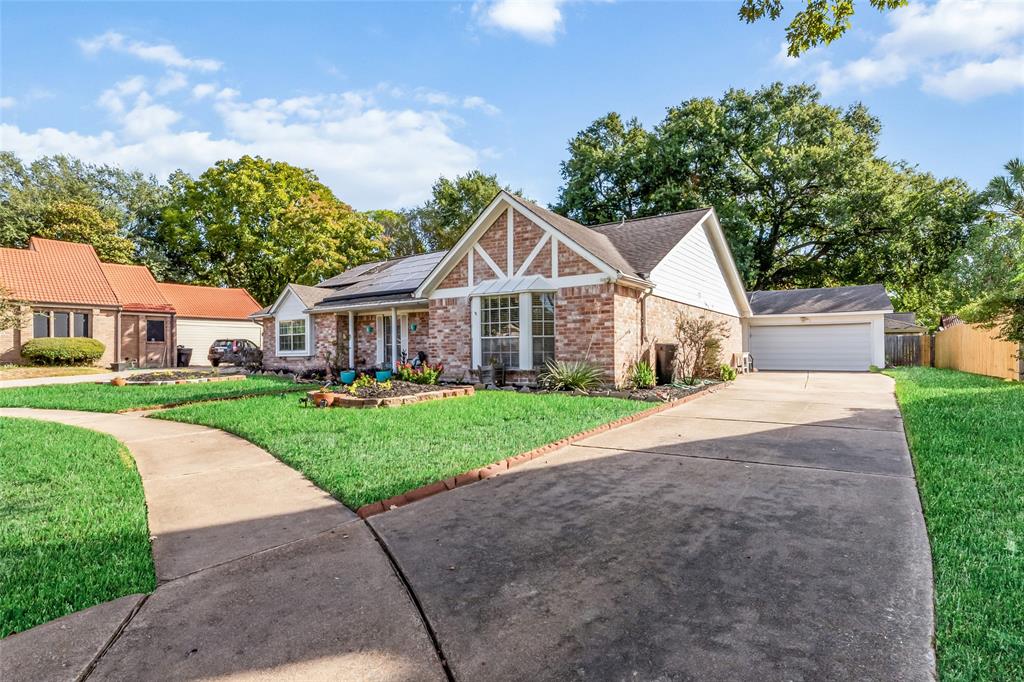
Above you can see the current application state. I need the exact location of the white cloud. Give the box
[478,0,565,43]
[463,95,501,115]
[0,97,15,109]
[79,31,222,71]
[1,81,479,208]
[789,0,1024,101]
[191,83,216,99]
[156,71,188,95]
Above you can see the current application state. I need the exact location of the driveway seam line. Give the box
[77,594,150,682]
[654,414,900,433]
[572,443,915,479]
[364,520,456,682]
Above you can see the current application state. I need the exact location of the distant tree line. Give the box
[1,82,1018,341]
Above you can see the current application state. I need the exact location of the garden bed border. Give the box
[355,380,729,519]
[311,385,475,408]
[117,374,247,387]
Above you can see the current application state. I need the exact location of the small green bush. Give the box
[539,360,605,391]
[21,338,105,366]
[719,363,737,381]
[628,360,657,389]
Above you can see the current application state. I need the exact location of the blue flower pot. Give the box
[340,370,356,385]
[375,370,393,382]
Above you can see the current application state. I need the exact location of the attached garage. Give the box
[156,283,263,366]
[747,285,892,372]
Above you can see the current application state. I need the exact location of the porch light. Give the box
[365,324,374,334]
[409,322,418,333]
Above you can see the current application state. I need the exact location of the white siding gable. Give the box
[273,288,312,356]
[648,221,740,317]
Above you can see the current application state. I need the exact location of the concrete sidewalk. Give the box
[0,409,444,682]
[0,370,136,389]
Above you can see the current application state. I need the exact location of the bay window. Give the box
[278,319,307,353]
[480,295,520,368]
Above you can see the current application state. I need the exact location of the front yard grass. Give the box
[0,417,155,637]
[885,367,1023,681]
[156,391,649,509]
[0,375,305,412]
[0,365,109,380]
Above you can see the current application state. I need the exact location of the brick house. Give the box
[254,191,755,386]
[0,237,263,368]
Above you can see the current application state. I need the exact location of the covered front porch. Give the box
[324,303,430,372]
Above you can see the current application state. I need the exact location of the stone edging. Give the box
[120,374,247,386]
[311,385,475,409]
[355,381,728,519]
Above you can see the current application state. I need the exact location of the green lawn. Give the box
[0,417,155,637]
[156,391,649,508]
[0,375,306,413]
[885,367,1023,681]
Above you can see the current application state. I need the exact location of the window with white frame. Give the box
[531,293,555,367]
[480,295,520,368]
[278,319,307,353]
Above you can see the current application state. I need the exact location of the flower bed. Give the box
[308,380,474,408]
[118,370,247,386]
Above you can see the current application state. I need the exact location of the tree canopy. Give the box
[554,83,980,322]
[739,0,907,56]
[160,156,388,304]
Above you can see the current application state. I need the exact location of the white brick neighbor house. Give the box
[253,191,891,384]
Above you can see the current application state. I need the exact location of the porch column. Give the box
[390,307,398,368]
[348,311,355,369]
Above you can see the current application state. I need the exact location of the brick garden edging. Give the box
[311,385,475,409]
[355,381,729,519]
[119,374,247,386]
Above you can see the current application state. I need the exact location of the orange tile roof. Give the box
[156,282,262,320]
[0,237,120,306]
[100,263,176,314]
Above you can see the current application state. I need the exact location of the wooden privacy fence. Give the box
[885,334,928,367]
[933,323,1022,381]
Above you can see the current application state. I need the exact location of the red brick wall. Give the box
[261,314,339,372]
[558,241,600,276]
[428,297,473,382]
[613,286,644,383]
[555,283,616,381]
[407,311,430,361]
[524,240,552,277]
[438,254,468,289]
[476,214,508,277]
[512,210,545,274]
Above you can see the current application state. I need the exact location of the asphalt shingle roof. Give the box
[748,284,893,315]
[589,209,711,277]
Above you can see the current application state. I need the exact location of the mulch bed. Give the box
[309,381,475,408]
[479,381,720,403]
[344,380,446,399]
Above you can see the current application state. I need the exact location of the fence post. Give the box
[1018,344,1023,381]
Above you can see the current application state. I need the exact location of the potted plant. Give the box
[375,366,393,382]
[111,377,127,387]
[310,385,334,407]
[340,369,357,384]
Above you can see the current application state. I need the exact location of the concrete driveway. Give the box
[371,372,936,681]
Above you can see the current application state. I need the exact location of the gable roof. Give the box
[100,263,176,313]
[589,209,711,276]
[748,284,893,315]
[289,284,335,308]
[318,251,447,306]
[0,237,121,306]
[156,282,261,320]
[885,312,927,333]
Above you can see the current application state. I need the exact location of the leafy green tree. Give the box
[0,153,171,272]
[958,159,1024,343]
[555,83,979,318]
[409,170,526,251]
[161,156,387,304]
[739,0,907,57]
[35,201,135,263]
[364,209,426,257]
[552,113,653,224]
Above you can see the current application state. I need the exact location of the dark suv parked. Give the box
[208,339,263,368]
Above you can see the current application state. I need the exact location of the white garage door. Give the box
[176,319,263,365]
[749,323,872,371]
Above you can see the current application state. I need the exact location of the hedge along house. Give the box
[256,191,753,386]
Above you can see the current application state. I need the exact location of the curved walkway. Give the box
[0,409,445,682]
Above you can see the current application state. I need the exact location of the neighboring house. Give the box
[885,312,928,335]
[746,285,892,371]
[156,283,262,364]
[257,191,891,383]
[0,237,262,368]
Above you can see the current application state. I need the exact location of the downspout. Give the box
[348,311,355,369]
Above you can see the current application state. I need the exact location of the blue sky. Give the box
[2,1,1022,209]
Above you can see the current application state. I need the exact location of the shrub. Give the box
[396,362,444,385]
[21,338,105,366]
[672,313,730,382]
[539,360,605,391]
[719,363,737,381]
[628,360,657,389]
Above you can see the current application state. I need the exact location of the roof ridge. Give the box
[587,207,713,230]
[749,283,884,295]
